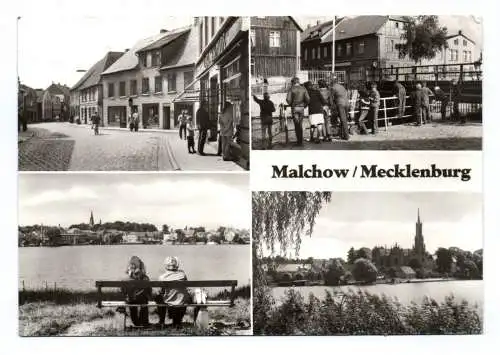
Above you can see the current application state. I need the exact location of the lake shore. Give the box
[19,286,251,336]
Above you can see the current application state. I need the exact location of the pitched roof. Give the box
[46,83,71,97]
[137,27,190,53]
[301,20,333,42]
[160,28,198,70]
[399,266,416,275]
[288,16,303,32]
[101,31,172,76]
[71,51,124,91]
[446,31,476,45]
[335,15,390,41]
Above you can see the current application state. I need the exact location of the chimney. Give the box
[458,29,462,35]
[160,29,168,34]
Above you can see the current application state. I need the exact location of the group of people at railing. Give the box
[253,76,466,149]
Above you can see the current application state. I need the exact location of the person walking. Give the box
[186,118,196,154]
[318,79,333,141]
[132,109,139,132]
[411,83,425,126]
[286,77,310,147]
[253,92,276,149]
[178,110,188,140]
[91,110,101,135]
[421,82,434,123]
[304,81,327,143]
[330,77,350,140]
[368,82,380,134]
[434,86,449,120]
[219,101,234,161]
[394,80,407,119]
[196,102,210,155]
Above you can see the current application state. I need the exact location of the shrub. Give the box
[352,258,378,284]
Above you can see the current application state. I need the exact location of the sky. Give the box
[276,192,482,259]
[18,174,250,230]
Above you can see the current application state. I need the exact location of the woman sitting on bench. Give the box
[122,256,152,327]
[155,256,192,328]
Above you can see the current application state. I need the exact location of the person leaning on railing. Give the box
[253,92,276,149]
[393,80,406,119]
[434,86,449,121]
[330,77,350,140]
[368,82,380,135]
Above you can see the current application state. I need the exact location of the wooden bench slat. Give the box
[95,280,237,288]
[101,300,232,307]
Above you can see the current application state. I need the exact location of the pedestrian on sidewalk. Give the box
[196,102,210,155]
[91,110,101,135]
[132,110,139,132]
[186,118,196,154]
[253,92,275,149]
[220,101,234,161]
[178,110,188,140]
[286,77,310,147]
[368,82,380,134]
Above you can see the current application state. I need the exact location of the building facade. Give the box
[41,83,70,121]
[195,16,250,169]
[101,27,196,129]
[300,20,333,71]
[250,16,302,79]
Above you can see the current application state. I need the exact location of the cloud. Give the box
[20,187,98,207]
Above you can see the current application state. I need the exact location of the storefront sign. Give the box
[196,18,243,77]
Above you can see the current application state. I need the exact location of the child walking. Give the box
[186,118,196,154]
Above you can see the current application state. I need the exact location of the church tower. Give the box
[413,208,426,263]
[89,210,95,227]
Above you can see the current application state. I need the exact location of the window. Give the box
[142,78,150,94]
[250,29,255,47]
[184,71,194,89]
[390,39,395,51]
[199,21,203,53]
[304,48,308,61]
[130,80,137,96]
[119,81,126,97]
[152,51,161,67]
[154,76,162,93]
[141,53,148,67]
[454,39,459,45]
[269,31,280,47]
[463,50,467,62]
[336,44,342,56]
[317,46,321,59]
[358,41,365,54]
[346,42,352,56]
[250,57,255,76]
[211,17,216,38]
[108,83,115,98]
[167,73,176,92]
[323,46,327,58]
[463,39,467,46]
[312,48,315,59]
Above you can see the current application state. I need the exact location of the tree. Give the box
[162,224,170,234]
[324,259,345,286]
[347,247,356,264]
[352,258,378,284]
[435,248,453,274]
[459,259,479,279]
[408,258,422,270]
[45,227,61,246]
[396,16,448,63]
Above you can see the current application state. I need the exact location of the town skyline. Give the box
[269,192,482,259]
[19,174,250,229]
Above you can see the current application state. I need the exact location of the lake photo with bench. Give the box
[18,173,251,336]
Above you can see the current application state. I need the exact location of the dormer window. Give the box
[152,51,161,67]
[141,53,148,67]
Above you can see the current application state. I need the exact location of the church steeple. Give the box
[89,210,95,227]
[417,208,421,224]
[414,208,425,263]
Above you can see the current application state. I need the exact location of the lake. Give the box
[19,244,251,290]
[272,280,483,311]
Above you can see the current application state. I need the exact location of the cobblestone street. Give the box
[265,120,482,151]
[18,123,243,171]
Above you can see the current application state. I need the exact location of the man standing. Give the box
[450,79,463,123]
[368,82,380,135]
[132,109,139,132]
[318,79,333,141]
[434,86,449,121]
[394,80,406,119]
[178,110,188,140]
[421,82,434,123]
[91,110,101,135]
[219,101,234,161]
[330,77,350,140]
[411,83,425,126]
[286,77,310,146]
[196,101,210,155]
[253,92,275,149]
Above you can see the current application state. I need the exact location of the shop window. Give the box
[269,31,280,48]
[184,71,194,89]
[142,78,150,94]
[312,48,315,59]
[223,57,240,80]
[250,29,255,47]
[108,83,115,98]
[323,46,327,58]
[317,46,321,59]
[154,76,162,93]
[346,42,352,56]
[130,80,137,96]
[168,73,177,92]
[119,81,126,97]
[358,41,365,54]
[304,48,308,61]
[336,44,342,56]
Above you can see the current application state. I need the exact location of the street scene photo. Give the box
[19,174,251,336]
[250,16,334,150]
[253,192,483,335]
[330,15,482,150]
[17,15,249,170]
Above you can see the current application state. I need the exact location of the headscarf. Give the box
[126,255,146,279]
[164,256,180,271]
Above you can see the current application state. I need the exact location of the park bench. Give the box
[95,280,237,330]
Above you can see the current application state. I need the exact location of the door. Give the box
[163,106,171,129]
[209,76,219,141]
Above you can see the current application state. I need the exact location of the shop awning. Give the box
[173,77,200,103]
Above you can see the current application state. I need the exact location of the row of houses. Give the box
[18,81,71,123]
